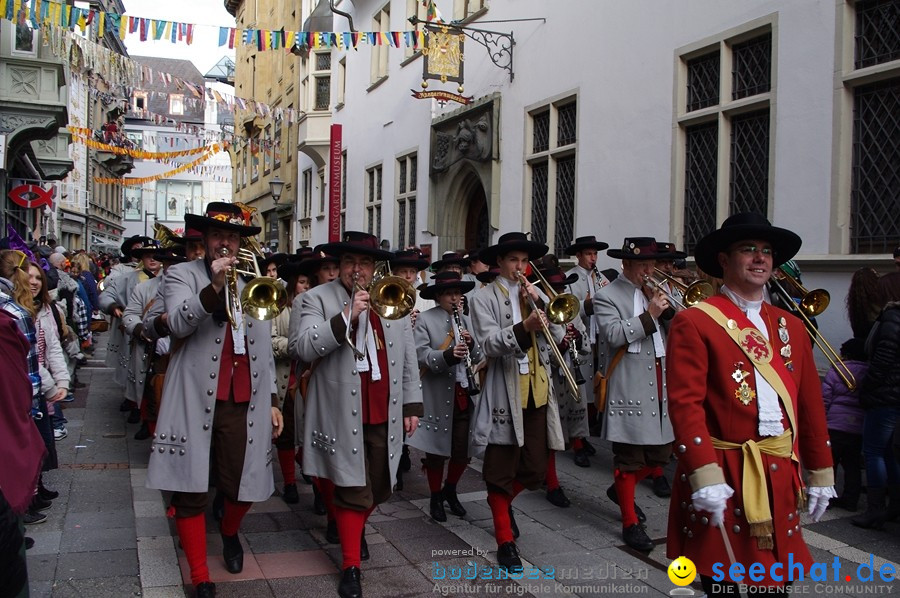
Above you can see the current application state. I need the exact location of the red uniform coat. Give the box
[665,297,833,586]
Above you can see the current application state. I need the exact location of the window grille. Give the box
[683,122,718,254]
[315,76,331,110]
[533,111,549,153]
[729,109,770,215]
[732,33,771,100]
[687,52,720,112]
[557,102,577,147]
[855,0,900,69]
[554,157,576,255]
[530,162,548,245]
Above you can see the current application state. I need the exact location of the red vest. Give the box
[216,326,252,403]
[359,314,390,425]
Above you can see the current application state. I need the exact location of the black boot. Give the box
[221,532,244,574]
[195,581,216,598]
[508,506,519,539]
[442,484,466,517]
[360,532,369,561]
[338,566,362,598]
[573,449,590,468]
[546,487,571,508]
[606,483,646,523]
[581,438,597,456]
[38,477,58,501]
[282,483,299,504]
[326,519,340,544]
[212,491,225,523]
[496,542,522,571]
[622,523,654,552]
[851,487,887,530]
[652,476,672,498]
[393,469,404,492]
[312,485,327,515]
[399,445,411,472]
[127,407,141,424]
[430,492,447,522]
[134,422,151,440]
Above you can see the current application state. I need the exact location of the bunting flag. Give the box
[94,148,223,186]
[68,127,221,159]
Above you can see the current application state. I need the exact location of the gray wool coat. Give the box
[469,280,565,458]
[290,278,423,488]
[99,268,148,387]
[593,276,674,446]
[553,308,592,441]
[146,259,277,501]
[407,305,484,457]
[122,276,163,405]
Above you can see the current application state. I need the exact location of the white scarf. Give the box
[498,277,530,374]
[628,286,666,357]
[721,285,784,437]
[348,309,382,381]
[231,299,246,355]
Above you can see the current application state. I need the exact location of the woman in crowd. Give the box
[853,272,900,529]
[846,267,881,341]
[70,252,100,316]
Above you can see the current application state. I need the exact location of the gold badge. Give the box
[735,382,756,406]
[727,319,738,330]
[738,328,772,365]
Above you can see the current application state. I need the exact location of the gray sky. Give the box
[120,0,236,75]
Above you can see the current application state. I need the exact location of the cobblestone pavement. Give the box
[27,334,900,597]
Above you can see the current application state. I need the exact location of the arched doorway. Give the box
[465,183,489,251]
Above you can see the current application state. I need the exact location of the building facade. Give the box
[299,0,900,364]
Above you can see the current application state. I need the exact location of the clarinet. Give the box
[591,265,605,293]
[566,324,587,385]
[451,305,481,396]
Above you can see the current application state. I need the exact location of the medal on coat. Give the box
[732,365,755,405]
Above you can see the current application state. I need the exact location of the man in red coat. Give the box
[666,213,835,596]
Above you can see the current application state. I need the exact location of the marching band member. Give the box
[594,237,675,552]
[147,203,283,598]
[564,235,610,467]
[409,271,483,522]
[666,213,834,594]
[470,232,565,571]
[291,231,422,598]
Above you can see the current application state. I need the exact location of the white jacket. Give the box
[35,302,70,398]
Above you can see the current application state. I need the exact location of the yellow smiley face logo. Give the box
[667,556,697,586]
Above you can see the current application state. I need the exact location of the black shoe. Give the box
[652,476,672,498]
[31,496,52,512]
[221,532,244,574]
[360,532,369,561]
[622,523,654,552]
[430,492,447,522]
[312,485,327,515]
[127,408,141,424]
[496,542,522,571]
[338,566,362,598]
[119,399,132,412]
[581,438,597,456]
[508,506,519,539]
[326,519,340,544]
[573,449,590,468]
[606,484,646,523]
[442,484,467,517]
[24,537,34,550]
[399,445,411,472]
[38,483,59,501]
[134,422,151,440]
[546,487,571,508]
[393,470,404,492]
[282,483,299,504]
[195,581,216,598]
[852,487,887,530]
[23,509,47,525]
[212,492,225,523]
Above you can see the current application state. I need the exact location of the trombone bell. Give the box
[369,275,417,320]
[240,277,288,321]
[546,294,581,325]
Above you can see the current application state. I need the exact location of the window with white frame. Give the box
[396,153,417,249]
[370,4,390,84]
[844,0,900,254]
[675,26,773,254]
[313,51,331,111]
[337,57,347,107]
[366,164,383,238]
[526,97,577,256]
[318,169,327,216]
[453,0,485,21]
[405,0,427,60]
[132,92,148,113]
[169,94,184,116]
[301,168,313,219]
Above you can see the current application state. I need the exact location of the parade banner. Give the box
[328,124,342,243]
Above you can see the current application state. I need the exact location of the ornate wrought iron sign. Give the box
[422,24,466,92]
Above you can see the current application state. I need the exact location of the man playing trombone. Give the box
[146,202,284,598]
[470,232,566,571]
[665,212,834,595]
[408,271,483,522]
[290,231,423,598]
[594,237,676,552]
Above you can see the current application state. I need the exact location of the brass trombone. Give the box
[527,261,581,325]
[153,221,180,248]
[650,268,714,310]
[768,267,856,391]
[218,246,288,328]
[515,270,581,402]
[344,263,417,360]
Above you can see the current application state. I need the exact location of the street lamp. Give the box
[269,176,285,203]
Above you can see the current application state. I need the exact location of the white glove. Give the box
[807,486,837,522]
[691,483,735,527]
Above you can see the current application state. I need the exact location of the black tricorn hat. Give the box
[607,237,668,260]
[130,240,164,259]
[183,202,261,237]
[476,266,500,284]
[564,235,610,256]
[528,266,578,289]
[657,242,687,260]
[152,247,187,264]
[419,271,476,300]
[694,212,801,278]
[120,235,153,260]
[479,232,549,267]
[390,249,429,271]
[430,251,470,272]
[317,231,393,261]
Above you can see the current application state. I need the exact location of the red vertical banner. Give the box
[328,124,343,242]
